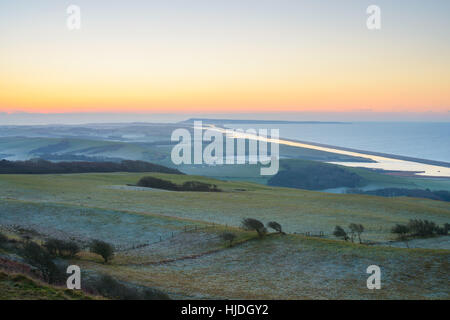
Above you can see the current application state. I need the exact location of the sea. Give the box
[225,122,450,163]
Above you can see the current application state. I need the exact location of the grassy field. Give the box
[0,272,96,300]
[1,172,449,241]
[0,172,449,299]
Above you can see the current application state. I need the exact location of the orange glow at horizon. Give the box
[1,2,449,115]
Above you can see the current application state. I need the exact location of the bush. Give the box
[444,223,450,234]
[241,218,266,237]
[0,232,7,247]
[44,238,80,258]
[391,224,409,238]
[407,219,437,237]
[181,181,221,192]
[221,232,237,247]
[90,274,170,300]
[90,240,114,263]
[267,221,284,234]
[137,176,179,190]
[333,225,349,241]
[137,176,221,192]
[349,223,364,244]
[21,242,64,284]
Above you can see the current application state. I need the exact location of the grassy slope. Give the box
[75,232,449,299]
[0,271,95,300]
[0,172,449,299]
[0,172,449,241]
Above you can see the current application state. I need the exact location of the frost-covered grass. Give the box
[0,171,448,299]
[78,234,450,300]
[0,172,448,242]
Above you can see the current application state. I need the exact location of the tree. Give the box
[241,218,266,237]
[333,226,349,241]
[407,219,436,237]
[22,242,63,284]
[44,238,80,258]
[90,240,114,263]
[391,224,410,248]
[349,223,365,244]
[221,232,237,247]
[267,221,285,234]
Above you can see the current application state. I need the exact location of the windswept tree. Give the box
[44,238,80,258]
[22,242,63,284]
[407,219,437,237]
[241,218,267,237]
[0,232,7,246]
[221,232,237,247]
[333,225,349,241]
[391,224,410,248]
[349,223,365,244]
[267,221,285,234]
[90,240,114,263]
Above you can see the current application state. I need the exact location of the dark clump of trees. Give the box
[90,240,115,263]
[268,161,365,190]
[349,188,450,203]
[333,226,349,241]
[349,223,365,244]
[267,221,285,234]
[0,159,182,175]
[21,242,65,284]
[391,219,449,242]
[0,232,8,248]
[137,176,221,192]
[241,218,267,237]
[86,274,170,300]
[221,232,237,247]
[44,238,80,258]
[333,224,365,243]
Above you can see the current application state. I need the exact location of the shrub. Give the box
[21,242,64,284]
[137,176,179,190]
[181,181,221,192]
[221,232,237,247]
[44,238,80,258]
[333,226,348,241]
[349,223,365,244]
[0,232,7,247]
[90,240,114,263]
[241,218,266,237]
[391,224,409,238]
[137,176,221,192]
[443,223,450,234]
[267,221,285,234]
[391,224,410,247]
[407,219,436,237]
[90,274,170,300]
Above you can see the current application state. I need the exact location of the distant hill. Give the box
[268,159,365,190]
[350,188,450,202]
[180,118,349,125]
[0,159,183,175]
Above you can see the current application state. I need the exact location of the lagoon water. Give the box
[226,122,450,163]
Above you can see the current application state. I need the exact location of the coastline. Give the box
[208,124,450,178]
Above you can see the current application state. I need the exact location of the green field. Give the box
[0,172,449,299]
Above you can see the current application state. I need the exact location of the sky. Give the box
[0,0,449,119]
